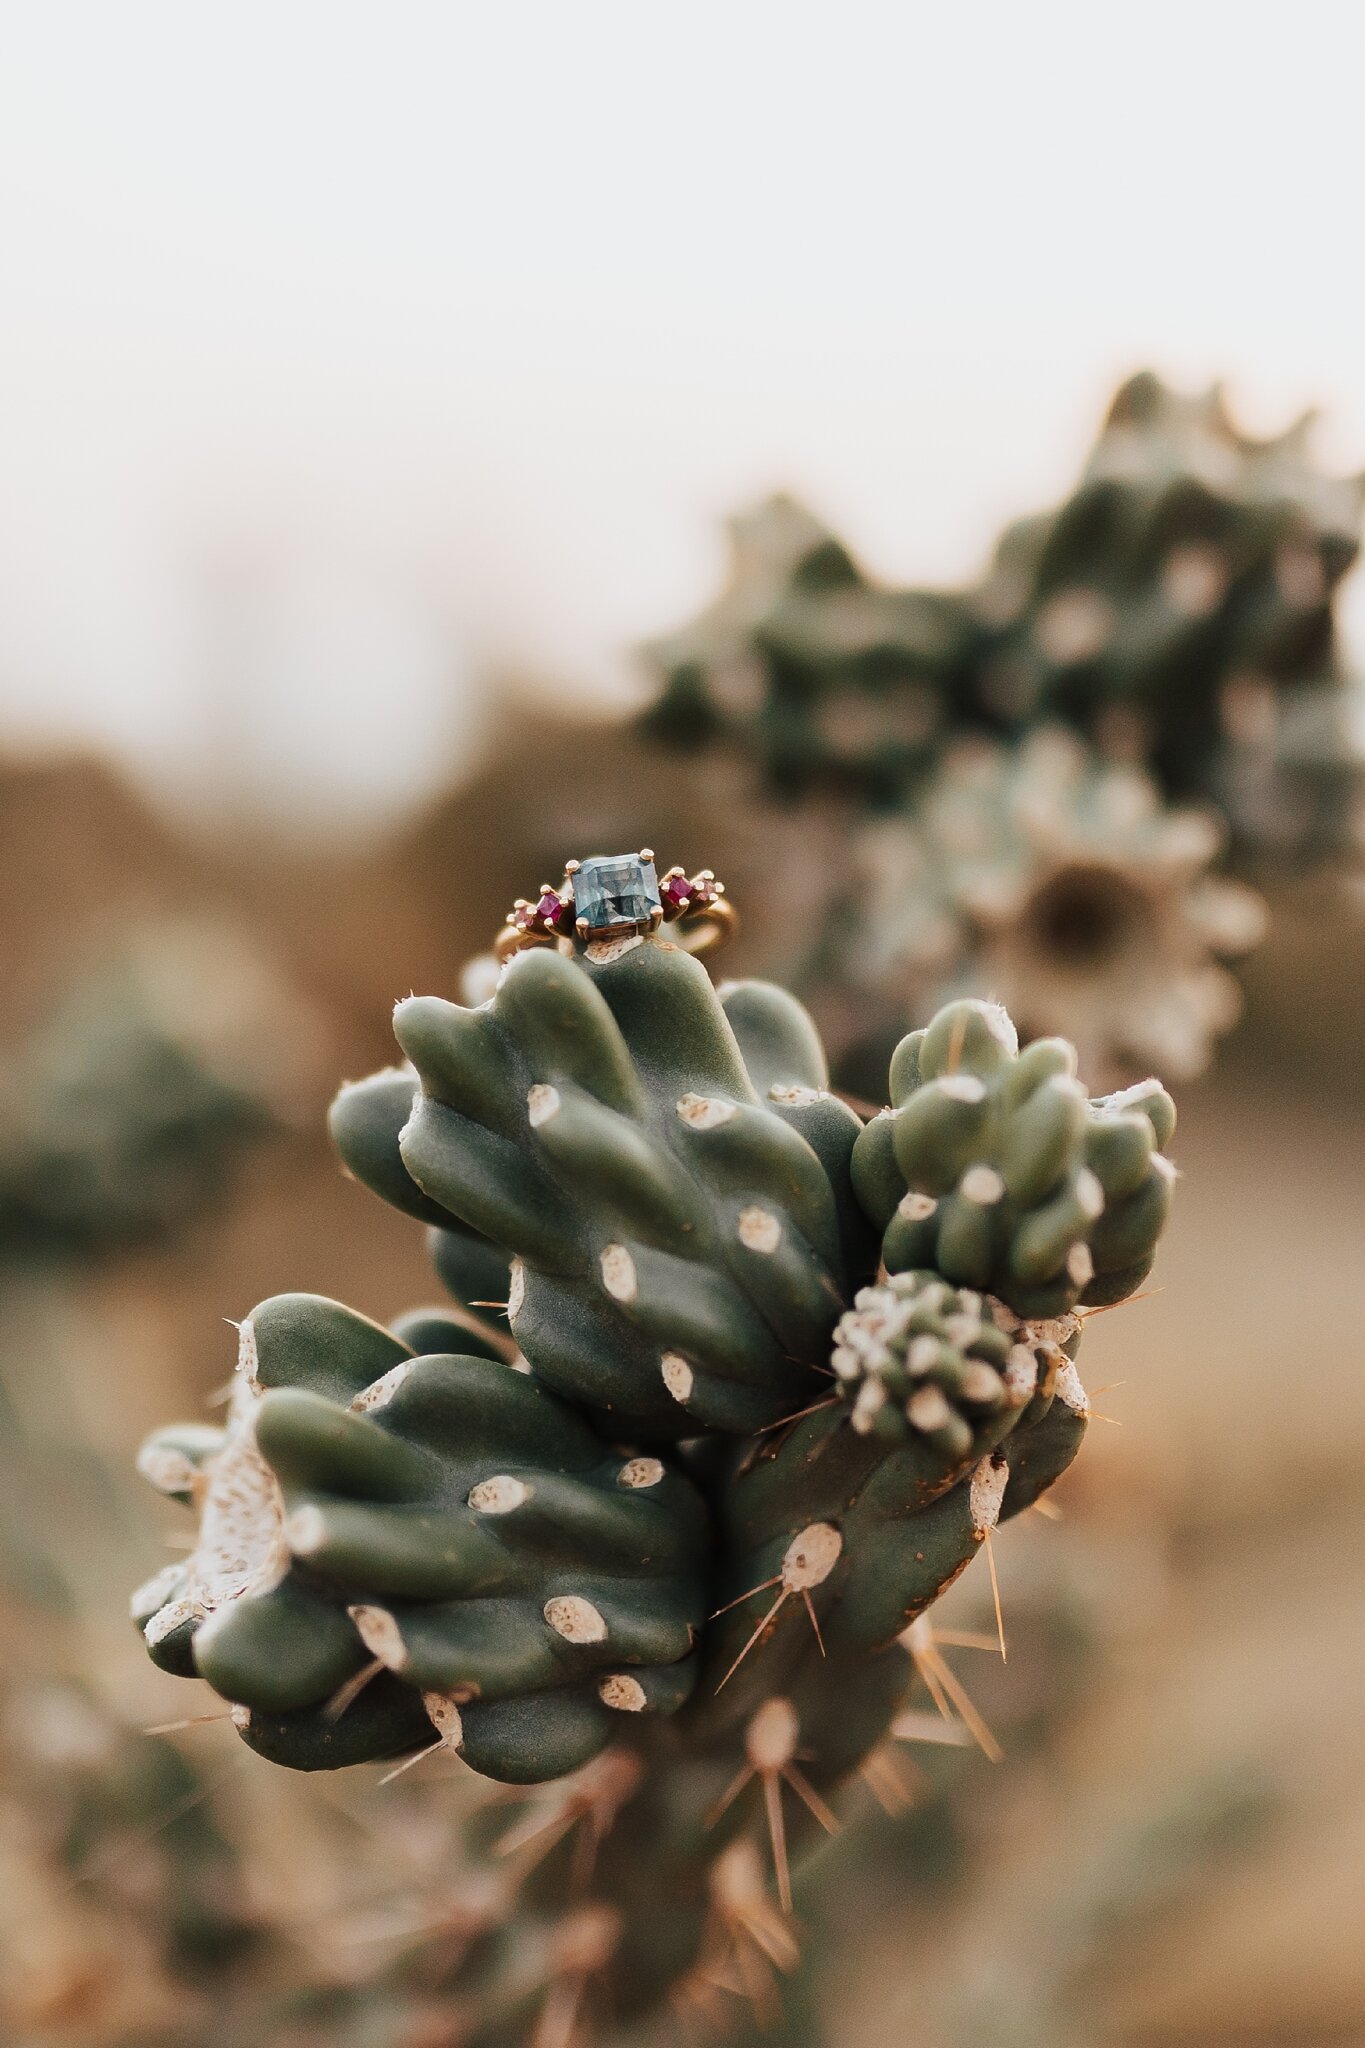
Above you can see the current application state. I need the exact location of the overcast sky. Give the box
[2,2,1363,832]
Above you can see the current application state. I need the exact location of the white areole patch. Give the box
[969,1455,1009,1532]
[738,1206,782,1253]
[599,1673,648,1712]
[585,934,644,964]
[348,1604,408,1670]
[468,1475,530,1513]
[352,1359,414,1412]
[661,1353,694,1402]
[507,1259,526,1319]
[960,1165,1005,1205]
[527,1082,562,1127]
[676,1092,737,1129]
[544,1595,608,1644]
[617,1457,664,1489]
[423,1692,466,1747]
[600,1244,638,1302]
[781,1522,842,1590]
[745,1696,799,1770]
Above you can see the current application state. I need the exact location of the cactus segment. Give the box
[329,1065,514,1331]
[852,999,1175,1317]
[381,940,851,1437]
[134,1293,709,1780]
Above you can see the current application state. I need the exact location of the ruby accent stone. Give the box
[535,890,566,928]
[661,873,694,914]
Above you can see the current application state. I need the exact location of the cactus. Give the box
[971,371,1363,861]
[643,493,974,803]
[133,909,1175,2041]
[851,996,1175,1318]
[0,926,299,1262]
[643,373,1364,868]
[818,728,1267,1087]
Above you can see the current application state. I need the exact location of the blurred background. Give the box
[2,5,1363,2044]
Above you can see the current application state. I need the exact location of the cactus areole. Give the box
[133,906,1175,2037]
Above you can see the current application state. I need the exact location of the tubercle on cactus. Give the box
[132,926,1174,2043]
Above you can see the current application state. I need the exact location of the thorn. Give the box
[890,1709,973,1748]
[859,1747,919,1813]
[1078,1286,1162,1318]
[141,1712,235,1735]
[378,1738,444,1787]
[714,1588,789,1694]
[1086,1409,1123,1427]
[983,1525,1007,1663]
[801,1588,826,1658]
[323,1656,384,1722]
[63,1754,247,1891]
[469,1300,510,1311]
[918,1643,1003,1763]
[751,1395,838,1434]
[705,1762,755,1831]
[931,1630,1003,1653]
[764,1772,791,1913]
[708,1574,781,1622]
[1030,1495,1064,1521]
[782,1763,840,1835]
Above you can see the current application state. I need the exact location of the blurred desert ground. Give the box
[2,5,1365,2044]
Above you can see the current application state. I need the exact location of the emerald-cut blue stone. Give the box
[572,854,661,934]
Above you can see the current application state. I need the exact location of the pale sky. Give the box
[1,2,1363,833]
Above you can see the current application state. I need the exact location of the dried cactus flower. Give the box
[133,906,1176,2042]
[840,729,1267,1084]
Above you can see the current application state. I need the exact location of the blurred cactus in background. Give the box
[133,907,1176,2044]
[0,920,319,1263]
[644,372,1364,1082]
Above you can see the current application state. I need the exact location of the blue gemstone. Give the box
[572,854,661,933]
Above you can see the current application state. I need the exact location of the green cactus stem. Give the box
[351,938,859,1439]
[134,1292,710,1782]
[132,921,1174,2043]
[851,997,1176,1317]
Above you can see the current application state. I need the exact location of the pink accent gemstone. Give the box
[661,874,694,913]
[535,890,565,928]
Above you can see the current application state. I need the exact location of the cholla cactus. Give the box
[971,371,1364,863]
[644,494,972,802]
[644,375,1364,869]
[133,906,1174,2041]
[827,729,1267,1085]
[0,923,314,1261]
